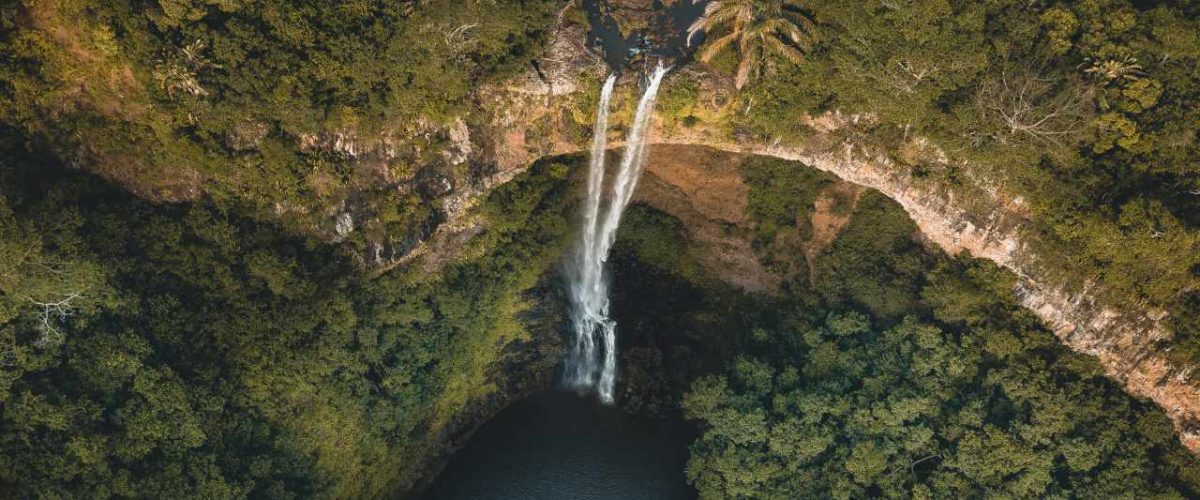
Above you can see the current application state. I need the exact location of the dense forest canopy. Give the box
[0,0,561,238]
[5,0,1190,361]
[679,158,1200,498]
[0,130,578,496]
[0,0,1198,498]
[695,0,1200,361]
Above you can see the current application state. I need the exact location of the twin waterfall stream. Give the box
[566,65,669,403]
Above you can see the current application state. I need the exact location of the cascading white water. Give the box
[567,73,617,388]
[567,65,669,404]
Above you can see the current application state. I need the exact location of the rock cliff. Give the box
[431,20,1200,453]
[51,10,1198,454]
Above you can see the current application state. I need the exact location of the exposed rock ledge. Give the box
[648,134,1199,454]
[445,22,1200,452]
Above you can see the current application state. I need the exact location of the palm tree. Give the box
[687,0,817,89]
[1082,56,1145,85]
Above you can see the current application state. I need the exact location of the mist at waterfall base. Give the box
[565,65,669,403]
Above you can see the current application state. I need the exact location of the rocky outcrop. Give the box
[651,125,1199,454]
[51,1,1195,455]
[440,20,1200,453]
[634,145,780,293]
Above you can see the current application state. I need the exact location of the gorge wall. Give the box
[44,14,1198,454]
[429,23,1200,453]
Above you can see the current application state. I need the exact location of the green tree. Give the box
[688,0,818,88]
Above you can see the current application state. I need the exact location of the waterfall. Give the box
[567,65,669,404]
[567,73,617,388]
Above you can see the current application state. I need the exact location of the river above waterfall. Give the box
[420,389,698,499]
[583,0,707,69]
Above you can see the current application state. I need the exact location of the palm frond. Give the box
[735,42,761,89]
[780,8,818,33]
[704,1,726,16]
[715,4,753,30]
[765,19,816,51]
[765,35,805,64]
[688,2,745,46]
[692,0,817,88]
[698,31,741,62]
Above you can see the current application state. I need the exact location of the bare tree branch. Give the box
[971,64,1093,150]
[30,291,81,347]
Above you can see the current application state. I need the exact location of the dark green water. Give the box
[583,0,708,69]
[421,390,698,499]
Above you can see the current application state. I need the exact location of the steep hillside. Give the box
[440,21,1200,452]
[1,1,1198,496]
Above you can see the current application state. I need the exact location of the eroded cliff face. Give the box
[656,130,1200,454]
[634,145,780,294]
[52,10,1198,453]
[416,21,1200,453]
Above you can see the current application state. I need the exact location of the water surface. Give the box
[583,0,708,69]
[421,390,697,499]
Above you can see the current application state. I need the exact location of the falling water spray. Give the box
[566,64,669,404]
[566,73,617,388]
